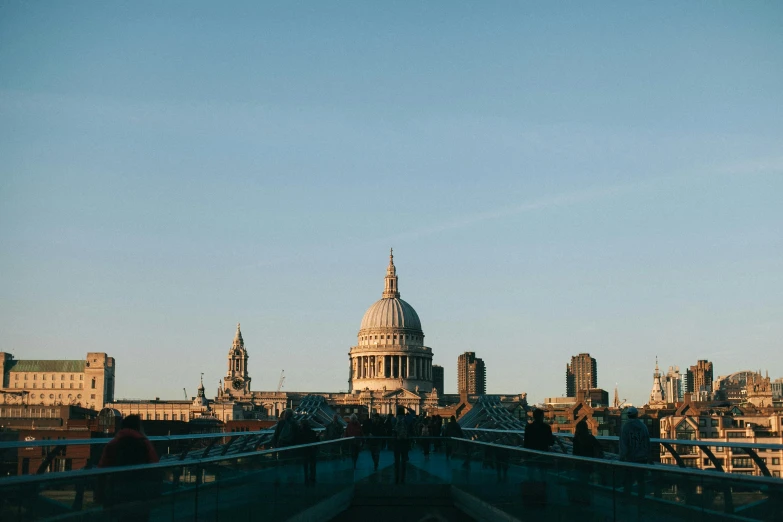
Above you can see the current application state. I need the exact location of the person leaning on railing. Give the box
[619,406,650,499]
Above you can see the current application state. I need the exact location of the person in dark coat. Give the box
[368,415,386,470]
[570,418,603,504]
[573,418,603,459]
[297,419,319,485]
[97,415,160,521]
[344,414,364,469]
[443,415,463,461]
[523,409,555,451]
[272,408,299,449]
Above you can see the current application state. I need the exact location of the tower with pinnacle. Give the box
[222,323,251,398]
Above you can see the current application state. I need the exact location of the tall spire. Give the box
[382,248,400,299]
[233,323,244,349]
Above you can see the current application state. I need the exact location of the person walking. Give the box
[443,415,463,461]
[97,415,160,522]
[369,415,385,471]
[392,407,410,484]
[521,409,555,506]
[272,409,299,451]
[325,413,344,457]
[344,414,363,469]
[619,406,650,499]
[297,419,319,485]
[420,422,431,460]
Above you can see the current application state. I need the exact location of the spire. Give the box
[382,248,400,299]
[233,323,244,349]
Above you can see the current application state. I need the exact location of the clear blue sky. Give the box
[1,2,781,406]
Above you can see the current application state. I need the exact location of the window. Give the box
[79,383,82,389]
[33,383,36,389]
[90,394,96,399]
[91,378,96,389]
[33,374,37,380]
[24,374,27,380]
[70,374,74,380]
[773,458,780,465]
[60,375,64,380]
[716,446,724,453]
[60,383,63,388]
[699,418,706,427]
[15,374,18,380]
[69,384,73,389]
[732,458,754,468]
[155,414,160,420]
[80,375,83,380]
[163,414,168,420]
[711,419,718,427]
[146,414,151,420]
[180,414,185,421]
[43,374,46,380]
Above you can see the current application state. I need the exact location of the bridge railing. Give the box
[449,436,783,520]
[461,427,783,477]
[0,437,355,521]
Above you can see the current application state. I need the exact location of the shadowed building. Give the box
[458,352,486,395]
[432,365,444,395]
[566,353,597,398]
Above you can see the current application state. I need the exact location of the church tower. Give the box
[649,357,666,408]
[223,323,251,398]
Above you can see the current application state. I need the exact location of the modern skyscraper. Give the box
[457,352,486,395]
[664,366,682,403]
[566,353,597,397]
[432,365,444,394]
[686,360,714,399]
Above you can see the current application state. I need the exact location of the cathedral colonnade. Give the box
[351,353,433,381]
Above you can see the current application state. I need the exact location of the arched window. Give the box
[91,378,96,389]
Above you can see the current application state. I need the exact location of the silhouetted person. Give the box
[393,407,410,484]
[443,415,463,461]
[620,406,650,499]
[325,413,344,456]
[523,409,555,451]
[272,408,299,450]
[97,414,160,522]
[573,418,603,459]
[344,414,363,469]
[369,415,385,470]
[297,419,318,485]
[570,418,603,504]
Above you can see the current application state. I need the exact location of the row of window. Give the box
[143,413,187,421]
[698,418,720,427]
[360,334,422,342]
[13,382,83,389]
[15,373,83,381]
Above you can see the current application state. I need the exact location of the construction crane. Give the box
[277,370,285,392]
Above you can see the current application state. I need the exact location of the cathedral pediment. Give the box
[382,388,420,400]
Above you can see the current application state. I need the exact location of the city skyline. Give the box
[1,3,782,406]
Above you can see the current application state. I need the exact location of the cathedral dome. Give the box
[360,297,421,331]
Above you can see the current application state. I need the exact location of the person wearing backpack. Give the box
[393,407,409,484]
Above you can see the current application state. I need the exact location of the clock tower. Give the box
[223,323,251,397]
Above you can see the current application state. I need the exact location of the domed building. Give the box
[349,250,434,393]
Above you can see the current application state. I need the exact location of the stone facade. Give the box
[0,352,115,411]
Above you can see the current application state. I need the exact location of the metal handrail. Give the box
[462,427,783,450]
[0,429,276,449]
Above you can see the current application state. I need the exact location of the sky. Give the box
[1,2,781,406]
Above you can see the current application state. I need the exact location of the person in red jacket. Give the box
[344,414,364,469]
[98,415,160,521]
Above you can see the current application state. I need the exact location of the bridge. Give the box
[1,396,782,521]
